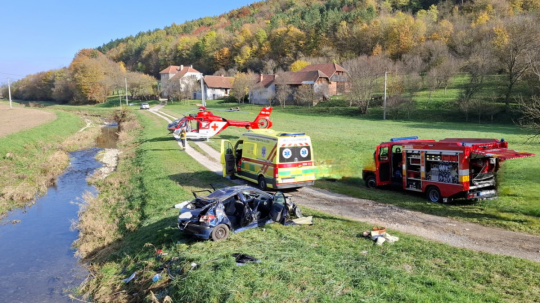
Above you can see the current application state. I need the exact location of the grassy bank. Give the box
[158,100,540,235]
[76,106,540,303]
[0,108,105,217]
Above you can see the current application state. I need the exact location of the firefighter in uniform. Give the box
[179,126,187,150]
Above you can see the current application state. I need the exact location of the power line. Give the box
[0,71,26,77]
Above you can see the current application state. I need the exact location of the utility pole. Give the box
[8,77,12,109]
[200,73,206,107]
[383,71,387,120]
[125,78,128,106]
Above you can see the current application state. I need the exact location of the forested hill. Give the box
[96,0,459,76]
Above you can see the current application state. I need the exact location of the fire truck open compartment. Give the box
[362,137,535,203]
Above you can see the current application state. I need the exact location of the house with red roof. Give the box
[249,74,276,105]
[298,63,349,95]
[249,71,331,105]
[195,75,234,100]
[159,65,202,97]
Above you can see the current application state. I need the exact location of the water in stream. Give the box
[0,126,117,302]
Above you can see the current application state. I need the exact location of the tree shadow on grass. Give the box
[168,171,236,189]
[141,136,175,143]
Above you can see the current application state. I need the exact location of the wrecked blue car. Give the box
[175,185,305,241]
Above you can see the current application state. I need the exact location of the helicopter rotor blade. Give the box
[204,108,253,114]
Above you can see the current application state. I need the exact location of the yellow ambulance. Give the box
[220,129,316,190]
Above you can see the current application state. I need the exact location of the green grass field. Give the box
[79,108,540,303]
[158,99,540,235]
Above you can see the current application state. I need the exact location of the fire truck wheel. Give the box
[258,176,267,191]
[365,175,377,188]
[426,186,442,203]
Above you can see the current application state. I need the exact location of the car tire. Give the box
[258,176,267,191]
[230,173,237,180]
[210,224,230,241]
[365,175,377,188]
[426,186,442,203]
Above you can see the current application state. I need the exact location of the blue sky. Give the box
[0,0,252,83]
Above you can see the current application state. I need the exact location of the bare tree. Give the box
[517,96,540,139]
[342,54,392,113]
[459,39,495,122]
[274,71,293,108]
[493,16,540,109]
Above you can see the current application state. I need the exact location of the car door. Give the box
[269,192,287,223]
[376,144,391,185]
[220,140,236,177]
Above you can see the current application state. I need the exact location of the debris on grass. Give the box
[233,253,261,266]
[362,226,399,246]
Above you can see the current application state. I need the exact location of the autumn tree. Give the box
[232,72,255,103]
[127,72,156,99]
[290,60,310,72]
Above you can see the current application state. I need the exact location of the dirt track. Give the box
[149,105,540,263]
[0,104,56,138]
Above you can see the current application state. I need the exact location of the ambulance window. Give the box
[379,147,389,161]
[279,146,311,163]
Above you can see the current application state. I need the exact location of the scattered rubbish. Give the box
[152,273,162,282]
[290,216,313,225]
[155,249,168,259]
[384,233,399,243]
[122,272,137,283]
[371,226,386,235]
[361,251,368,254]
[233,253,261,266]
[361,226,399,246]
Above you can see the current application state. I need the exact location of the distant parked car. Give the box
[140,103,150,110]
[175,185,303,241]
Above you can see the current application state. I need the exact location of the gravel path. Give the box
[149,105,540,263]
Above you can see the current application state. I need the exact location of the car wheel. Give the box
[230,173,237,180]
[294,206,302,218]
[258,176,267,191]
[210,224,230,241]
[427,186,442,203]
[365,175,377,188]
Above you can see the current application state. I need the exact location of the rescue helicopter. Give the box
[167,106,273,140]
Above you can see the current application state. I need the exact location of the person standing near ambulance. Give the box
[179,127,187,150]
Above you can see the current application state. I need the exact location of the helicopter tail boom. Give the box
[226,107,273,129]
[250,107,273,129]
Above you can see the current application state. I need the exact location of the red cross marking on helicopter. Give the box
[211,123,219,131]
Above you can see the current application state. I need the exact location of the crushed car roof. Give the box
[208,185,262,198]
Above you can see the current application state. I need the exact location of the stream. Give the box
[0,125,118,302]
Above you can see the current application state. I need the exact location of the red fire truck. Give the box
[362,137,535,203]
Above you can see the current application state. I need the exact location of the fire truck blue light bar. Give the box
[390,136,419,142]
